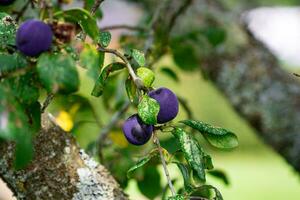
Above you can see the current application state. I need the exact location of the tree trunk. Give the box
[0,114,128,200]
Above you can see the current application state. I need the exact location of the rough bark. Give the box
[0,114,128,200]
[173,1,300,172]
[203,33,300,171]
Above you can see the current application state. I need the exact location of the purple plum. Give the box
[0,0,15,6]
[16,20,53,57]
[148,87,179,123]
[122,114,153,145]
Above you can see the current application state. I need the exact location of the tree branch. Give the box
[98,46,144,89]
[167,0,193,32]
[101,25,146,32]
[90,0,105,16]
[41,93,55,113]
[293,73,300,77]
[0,114,128,199]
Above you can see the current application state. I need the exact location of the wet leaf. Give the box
[138,95,160,125]
[180,120,238,149]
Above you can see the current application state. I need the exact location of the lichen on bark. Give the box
[0,114,128,200]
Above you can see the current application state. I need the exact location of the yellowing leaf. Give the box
[55,111,74,132]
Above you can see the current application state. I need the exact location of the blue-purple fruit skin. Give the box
[0,0,15,5]
[16,20,53,57]
[122,114,153,145]
[148,87,179,123]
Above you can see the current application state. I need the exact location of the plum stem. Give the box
[153,132,176,196]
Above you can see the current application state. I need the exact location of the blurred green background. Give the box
[70,55,300,199]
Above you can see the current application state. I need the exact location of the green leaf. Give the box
[14,135,33,170]
[208,170,229,185]
[171,40,199,71]
[160,137,180,154]
[202,26,226,47]
[0,77,35,171]
[37,53,79,94]
[180,120,238,149]
[167,194,186,200]
[0,53,27,74]
[84,0,103,18]
[54,8,100,41]
[172,127,206,181]
[160,67,179,82]
[127,148,160,178]
[99,31,111,47]
[0,85,30,140]
[25,102,41,135]
[131,49,145,66]
[0,13,16,48]
[64,45,80,61]
[137,166,162,199]
[80,44,104,80]
[203,154,214,170]
[5,72,39,105]
[125,77,137,102]
[137,95,160,125]
[91,62,126,97]
[137,67,155,87]
[174,162,193,192]
[192,185,223,200]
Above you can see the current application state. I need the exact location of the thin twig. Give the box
[153,132,176,196]
[97,101,130,162]
[147,0,194,67]
[101,25,147,32]
[177,96,194,119]
[79,0,105,41]
[90,0,105,16]
[15,0,31,21]
[95,0,193,165]
[98,46,144,89]
[168,0,193,32]
[95,1,166,155]
[144,0,167,56]
[293,73,300,77]
[41,93,55,113]
[189,197,210,200]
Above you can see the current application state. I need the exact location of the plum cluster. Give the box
[122,87,179,145]
[16,19,53,56]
